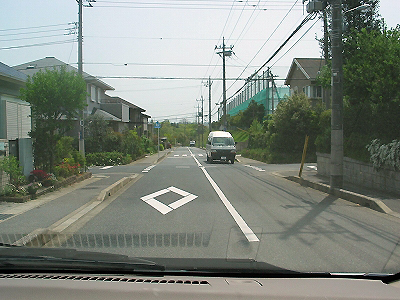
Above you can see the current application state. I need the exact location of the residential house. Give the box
[98,95,150,135]
[284,58,327,106]
[14,57,150,137]
[14,57,115,138]
[0,62,34,188]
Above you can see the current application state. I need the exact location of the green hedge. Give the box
[86,152,132,166]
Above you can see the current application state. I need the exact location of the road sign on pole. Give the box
[154,121,161,160]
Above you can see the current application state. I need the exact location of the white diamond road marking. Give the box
[140,186,198,215]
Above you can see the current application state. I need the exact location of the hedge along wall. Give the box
[317,152,400,195]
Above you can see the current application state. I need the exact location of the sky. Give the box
[1,0,399,123]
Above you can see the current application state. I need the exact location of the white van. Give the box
[206,131,236,164]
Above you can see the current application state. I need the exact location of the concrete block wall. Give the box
[317,152,400,195]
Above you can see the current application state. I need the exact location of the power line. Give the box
[95,75,248,80]
[228,0,301,90]
[0,39,76,50]
[0,27,71,37]
[0,23,70,32]
[271,16,320,67]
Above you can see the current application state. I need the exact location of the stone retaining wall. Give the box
[317,152,400,195]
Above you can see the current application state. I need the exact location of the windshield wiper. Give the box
[0,247,165,273]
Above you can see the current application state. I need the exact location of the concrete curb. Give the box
[284,175,400,219]
[97,174,138,202]
[153,149,173,164]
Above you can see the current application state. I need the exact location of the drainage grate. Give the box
[0,214,14,220]
[0,274,210,285]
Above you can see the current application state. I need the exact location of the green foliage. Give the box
[55,136,86,170]
[84,114,110,153]
[55,136,75,164]
[267,93,320,156]
[232,130,249,143]
[248,120,266,149]
[141,136,156,153]
[103,131,124,153]
[241,148,270,163]
[230,100,265,129]
[54,157,81,178]
[339,27,400,161]
[367,139,400,171]
[122,130,143,160]
[315,109,331,153]
[85,152,132,166]
[1,184,27,197]
[316,63,331,89]
[20,66,87,172]
[0,156,26,187]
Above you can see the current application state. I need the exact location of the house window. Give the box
[97,88,102,103]
[316,86,322,98]
[91,85,97,102]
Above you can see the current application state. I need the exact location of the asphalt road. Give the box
[1,146,400,274]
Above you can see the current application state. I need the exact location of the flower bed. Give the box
[0,172,92,203]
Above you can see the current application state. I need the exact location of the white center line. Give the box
[187,148,259,242]
[100,166,113,170]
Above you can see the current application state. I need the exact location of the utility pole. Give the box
[204,77,213,132]
[270,69,275,113]
[330,0,344,190]
[322,1,331,109]
[77,0,84,157]
[77,0,95,161]
[196,98,204,147]
[215,37,233,131]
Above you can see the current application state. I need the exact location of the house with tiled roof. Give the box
[285,58,328,106]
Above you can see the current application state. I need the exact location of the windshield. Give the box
[1,0,399,278]
[212,137,235,146]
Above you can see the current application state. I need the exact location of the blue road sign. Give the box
[154,121,161,129]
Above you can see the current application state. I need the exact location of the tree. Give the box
[343,26,400,159]
[267,93,320,155]
[229,100,265,129]
[20,66,87,172]
[84,114,110,153]
[318,0,382,60]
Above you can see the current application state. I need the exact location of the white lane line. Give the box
[198,154,204,157]
[244,164,265,172]
[182,154,188,157]
[100,166,113,170]
[174,154,179,157]
[187,148,259,242]
[142,165,156,173]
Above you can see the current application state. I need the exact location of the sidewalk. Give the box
[280,166,400,219]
